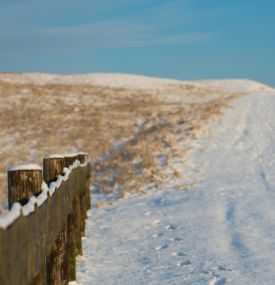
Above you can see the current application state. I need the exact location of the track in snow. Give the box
[74,86,275,285]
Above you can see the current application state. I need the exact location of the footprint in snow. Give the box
[209,277,226,285]
[155,244,169,251]
[177,260,192,267]
[165,224,177,231]
[138,256,151,265]
[216,265,232,272]
[171,251,186,257]
[152,232,164,238]
[169,237,182,242]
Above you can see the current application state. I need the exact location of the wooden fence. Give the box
[0,152,91,285]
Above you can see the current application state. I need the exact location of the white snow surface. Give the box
[8,164,42,171]
[1,73,271,93]
[44,154,66,159]
[0,73,190,89]
[75,86,275,284]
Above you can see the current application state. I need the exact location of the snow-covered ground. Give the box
[74,85,275,284]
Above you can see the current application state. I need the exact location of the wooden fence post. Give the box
[7,164,46,285]
[43,155,66,185]
[77,153,91,211]
[64,154,82,281]
[43,155,68,285]
[76,153,89,237]
[8,164,42,209]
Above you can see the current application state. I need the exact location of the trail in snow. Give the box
[74,87,275,284]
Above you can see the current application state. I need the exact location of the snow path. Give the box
[75,88,275,284]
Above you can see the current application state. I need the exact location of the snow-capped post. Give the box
[64,153,78,169]
[43,155,68,285]
[7,164,46,285]
[43,155,66,185]
[7,164,42,209]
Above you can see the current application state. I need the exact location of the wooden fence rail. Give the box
[0,152,91,285]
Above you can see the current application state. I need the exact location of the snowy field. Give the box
[73,82,275,284]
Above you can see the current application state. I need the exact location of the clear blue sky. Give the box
[0,0,274,85]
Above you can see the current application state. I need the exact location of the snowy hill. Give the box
[0,73,261,209]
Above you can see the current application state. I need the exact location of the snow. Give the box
[36,183,49,207]
[0,202,21,229]
[44,154,65,159]
[8,164,42,171]
[75,86,275,284]
[21,196,37,216]
[1,73,270,94]
[0,73,185,89]
[195,79,273,93]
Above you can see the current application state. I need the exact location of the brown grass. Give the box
[0,78,244,210]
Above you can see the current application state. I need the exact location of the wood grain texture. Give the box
[8,169,42,209]
[43,157,66,185]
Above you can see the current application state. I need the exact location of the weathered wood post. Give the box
[64,153,81,281]
[86,160,91,209]
[77,152,91,212]
[43,154,66,185]
[8,164,42,209]
[43,155,68,285]
[7,164,46,285]
[77,153,88,237]
[64,153,78,169]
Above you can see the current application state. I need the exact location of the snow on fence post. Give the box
[7,165,46,285]
[43,155,68,285]
[8,164,43,209]
[43,155,66,185]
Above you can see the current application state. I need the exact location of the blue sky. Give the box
[0,0,274,85]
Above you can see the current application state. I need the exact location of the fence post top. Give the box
[8,164,42,172]
[43,154,65,159]
[43,152,88,160]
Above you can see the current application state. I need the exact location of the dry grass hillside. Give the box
[0,73,247,211]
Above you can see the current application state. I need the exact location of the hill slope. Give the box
[0,73,261,210]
